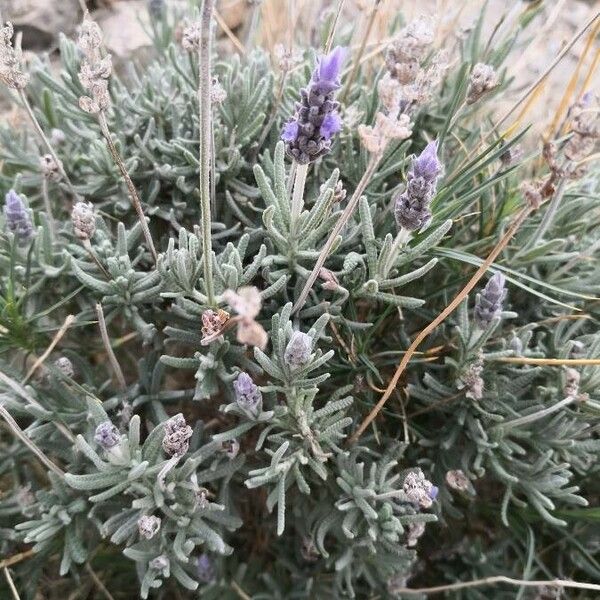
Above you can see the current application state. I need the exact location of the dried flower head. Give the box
[196,553,216,583]
[54,356,74,378]
[220,439,240,460]
[39,154,62,182]
[564,92,599,163]
[195,487,210,509]
[284,331,313,368]
[394,140,442,231]
[181,21,202,51]
[210,76,227,104]
[71,201,96,240]
[233,372,262,418]
[201,308,231,344]
[466,63,498,105]
[386,17,434,79]
[359,112,413,155]
[0,22,30,90]
[138,515,161,539]
[3,189,34,242]
[77,17,112,114]
[94,421,120,450]
[282,46,347,164]
[499,144,524,168]
[474,272,506,328]
[300,537,320,562]
[459,355,484,401]
[162,413,193,457]
[564,368,580,398]
[445,469,470,492]
[149,555,169,574]
[273,43,302,72]
[222,287,268,349]
[521,180,544,210]
[403,468,437,509]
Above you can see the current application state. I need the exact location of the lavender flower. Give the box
[284,331,312,368]
[147,0,164,19]
[71,201,96,241]
[196,553,216,584]
[3,190,34,242]
[474,272,506,328]
[402,469,436,509]
[94,421,120,450]
[466,63,498,105]
[445,469,470,492]
[162,414,193,457]
[282,46,346,164]
[138,515,161,539]
[394,140,442,231]
[0,22,29,90]
[54,357,74,378]
[233,372,262,418]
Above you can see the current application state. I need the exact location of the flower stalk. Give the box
[198,0,216,306]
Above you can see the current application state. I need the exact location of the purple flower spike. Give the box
[394,140,443,232]
[412,141,442,181]
[281,47,347,164]
[233,372,262,418]
[3,189,34,243]
[282,119,299,142]
[474,272,507,329]
[314,46,347,86]
[320,112,342,140]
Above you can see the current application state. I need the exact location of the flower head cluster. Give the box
[394,140,442,231]
[200,308,231,344]
[54,357,74,378]
[403,468,438,509]
[39,154,62,182]
[71,201,96,241]
[0,22,29,90]
[77,17,112,114]
[281,46,346,164]
[94,421,120,450]
[233,372,262,418]
[138,515,161,539]
[446,469,470,492]
[162,414,193,457]
[284,331,312,368]
[564,92,599,163]
[181,21,202,52]
[3,190,34,242]
[474,272,506,328]
[466,63,498,105]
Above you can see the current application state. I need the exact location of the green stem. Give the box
[291,161,309,236]
[383,227,410,278]
[199,0,216,306]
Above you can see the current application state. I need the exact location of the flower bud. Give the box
[284,331,313,368]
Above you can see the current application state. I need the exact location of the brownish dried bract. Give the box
[201,308,231,345]
[0,22,29,90]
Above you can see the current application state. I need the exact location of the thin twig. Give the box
[41,177,55,239]
[3,568,20,600]
[494,357,600,366]
[324,0,346,54]
[85,563,116,600]
[97,111,157,262]
[198,0,216,306]
[0,403,65,477]
[82,238,111,279]
[231,580,252,600]
[392,575,600,596]
[95,303,126,391]
[214,9,245,54]
[0,550,35,570]
[22,314,75,384]
[350,207,532,444]
[292,154,382,314]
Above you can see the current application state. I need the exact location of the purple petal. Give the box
[320,112,342,140]
[281,119,299,142]
[412,140,442,181]
[316,46,347,84]
[429,485,439,500]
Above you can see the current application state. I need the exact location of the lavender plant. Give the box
[0,3,599,599]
